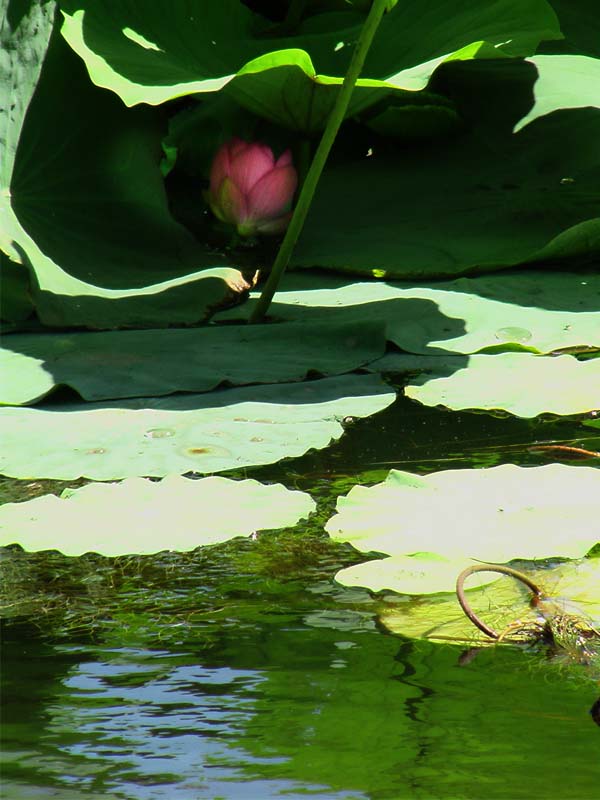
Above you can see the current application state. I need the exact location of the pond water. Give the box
[2,393,600,799]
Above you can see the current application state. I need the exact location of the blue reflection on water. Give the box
[4,644,364,800]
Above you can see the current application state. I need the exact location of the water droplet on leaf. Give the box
[494,327,532,343]
[144,428,176,439]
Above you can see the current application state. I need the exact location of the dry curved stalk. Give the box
[455,563,543,641]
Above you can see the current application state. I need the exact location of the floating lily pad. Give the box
[405,353,600,418]
[0,320,386,405]
[378,559,600,642]
[543,558,600,624]
[219,271,600,355]
[336,553,499,595]
[0,475,315,556]
[325,465,600,567]
[0,374,395,480]
[379,573,530,642]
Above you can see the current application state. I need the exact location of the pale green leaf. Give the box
[218,271,600,355]
[515,55,600,130]
[0,475,315,556]
[325,465,600,562]
[405,353,600,418]
[379,558,600,640]
[0,374,395,480]
[336,553,499,595]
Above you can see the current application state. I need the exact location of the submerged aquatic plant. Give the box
[207,138,297,236]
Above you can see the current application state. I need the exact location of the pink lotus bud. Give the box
[208,138,297,236]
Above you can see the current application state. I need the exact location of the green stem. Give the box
[296,137,312,191]
[249,0,388,324]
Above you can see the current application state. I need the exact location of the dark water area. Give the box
[2,394,600,798]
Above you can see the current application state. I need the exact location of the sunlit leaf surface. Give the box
[336,553,500,595]
[514,55,600,130]
[218,271,600,355]
[0,475,315,556]
[325,465,600,573]
[405,353,600,418]
[0,375,395,480]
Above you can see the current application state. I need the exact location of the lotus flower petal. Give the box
[214,176,248,224]
[229,143,274,195]
[209,143,232,197]
[247,165,298,221]
[275,149,293,168]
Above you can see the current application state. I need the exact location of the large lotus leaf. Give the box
[226,51,462,135]
[219,271,600,355]
[0,475,315,556]
[362,89,461,140]
[224,50,394,134]
[58,0,560,109]
[325,465,600,562]
[357,566,530,641]
[0,374,395,480]
[2,6,242,328]
[0,1,53,323]
[0,320,386,405]
[373,1,560,91]
[0,257,32,323]
[373,583,527,643]
[0,1,55,186]
[406,353,600,418]
[292,107,600,277]
[2,194,248,328]
[378,559,600,641]
[541,558,600,624]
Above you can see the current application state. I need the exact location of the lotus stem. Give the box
[249,0,389,323]
[455,563,543,640]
